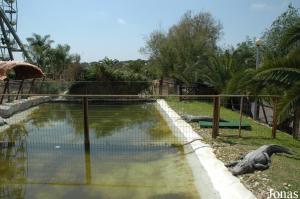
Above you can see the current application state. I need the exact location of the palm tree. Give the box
[197,51,248,94]
[255,20,300,139]
[26,34,54,73]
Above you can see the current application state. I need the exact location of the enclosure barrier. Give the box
[1,93,298,199]
[0,93,284,140]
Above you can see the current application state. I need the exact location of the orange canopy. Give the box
[0,61,44,80]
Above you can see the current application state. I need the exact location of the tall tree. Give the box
[26,33,54,73]
[142,11,222,85]
[49,44,72,80]
[262,4,300,57]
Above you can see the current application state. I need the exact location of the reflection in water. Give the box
[0,103,199,199]
[0,124,28,199]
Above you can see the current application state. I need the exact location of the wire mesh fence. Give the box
[0,89,299,198]
[0,95,200,199]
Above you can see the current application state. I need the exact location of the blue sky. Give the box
[17,0,300,62]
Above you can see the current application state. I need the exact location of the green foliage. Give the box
[142,11,222,82]
[262,4,300,57]
[256,9,300,133]
[281,19,300,49]
[34,81,61,94]
[198,51,236,93]
[26,34,54,72]
[69,57,151,94]
[233,38,256,69]
[26,33,83,81]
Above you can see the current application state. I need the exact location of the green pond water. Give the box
[0,103,199,199]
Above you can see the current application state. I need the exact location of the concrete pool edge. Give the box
[0,106,39,132]
[0,96,51,118]
[155,99,256,199]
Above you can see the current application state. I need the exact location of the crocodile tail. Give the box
[268,145,293,155]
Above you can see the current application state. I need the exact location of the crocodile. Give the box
[226,145,292,176]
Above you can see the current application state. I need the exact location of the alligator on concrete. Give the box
[226,145,292,176]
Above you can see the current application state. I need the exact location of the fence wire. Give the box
[0,93,298,199]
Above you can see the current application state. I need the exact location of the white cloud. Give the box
[250,3,271,11]
[117,18,127,25]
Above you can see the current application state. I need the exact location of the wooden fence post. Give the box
[83,97,90,146]
[212,96,220,139]
[272,97,278,139]
[239,96,244,137]
[83,97,91,184]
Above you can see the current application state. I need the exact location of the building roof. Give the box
[0,61,44,80]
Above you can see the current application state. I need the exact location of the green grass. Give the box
[166,97,300,194]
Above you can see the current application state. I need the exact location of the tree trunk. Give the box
[293,106,300,139]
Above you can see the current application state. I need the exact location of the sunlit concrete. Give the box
[156,99,256,199]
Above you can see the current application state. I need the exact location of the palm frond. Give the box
[255,55,300,86]
[278,81,300,122]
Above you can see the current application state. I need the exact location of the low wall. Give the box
[0,96,50,118]
[155,99,256,199]
[0,106,39,132]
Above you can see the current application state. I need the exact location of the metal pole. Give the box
[253,43,261,120]
[212,96,220,139]
[0,18,13,60]
[256,45,260,70]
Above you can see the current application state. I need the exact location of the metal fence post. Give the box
[272,97,278,139]
[212,96,220,139]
